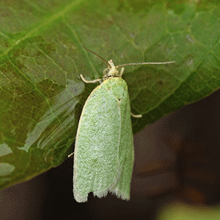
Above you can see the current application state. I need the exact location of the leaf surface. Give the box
[0,0,220,189]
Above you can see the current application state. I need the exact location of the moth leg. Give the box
[80,74,101,84]
[68,152,74,158]
[119,67,125,77]
[131,112,142,118]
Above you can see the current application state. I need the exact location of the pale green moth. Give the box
[73,48,175,202]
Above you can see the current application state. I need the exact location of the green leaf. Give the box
[0,0,220,189]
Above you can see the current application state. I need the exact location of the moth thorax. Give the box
[107,59,119,77]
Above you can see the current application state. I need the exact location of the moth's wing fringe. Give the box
[74,193,88,203]
[74,154,123,202]
[110,187,130,200]
[93,160,123,199]
[94,188,129,200]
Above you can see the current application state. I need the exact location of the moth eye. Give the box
[103,68,109,75]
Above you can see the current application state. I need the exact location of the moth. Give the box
[73,48,175,202]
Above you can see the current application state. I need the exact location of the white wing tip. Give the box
[94,191,108,198]
[74,194,88,203]
[73,188,88,203]
[74,189,130,203]
[110,188,130,200]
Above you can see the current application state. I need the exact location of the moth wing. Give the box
[110,81,134,200]
[74,82,122,202]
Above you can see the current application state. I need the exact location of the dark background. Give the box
[1,89,220,220]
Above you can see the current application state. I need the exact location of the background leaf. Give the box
[0,0,220,189]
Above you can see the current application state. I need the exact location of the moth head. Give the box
[105,59,119,77]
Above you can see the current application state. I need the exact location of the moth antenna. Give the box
[83,47,111,68]
[116,61,176,68]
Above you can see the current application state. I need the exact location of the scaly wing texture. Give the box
[74,78,123,202]
[108,78,134,200]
